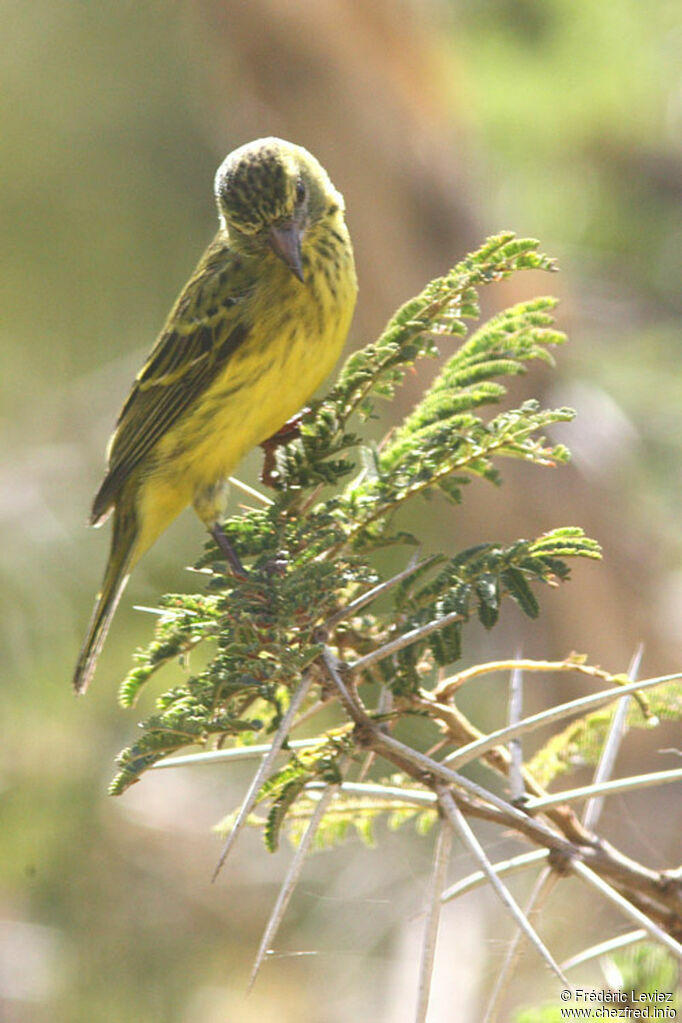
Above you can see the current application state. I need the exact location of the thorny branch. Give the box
[316,649,682,937]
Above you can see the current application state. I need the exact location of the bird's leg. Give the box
[195,481,247,578]
[259,409,308,487]
[209,523,248,578]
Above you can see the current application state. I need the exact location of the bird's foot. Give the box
[209,523,248,579]
[259,410,307,487]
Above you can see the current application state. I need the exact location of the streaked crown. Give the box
[214,137,342,237]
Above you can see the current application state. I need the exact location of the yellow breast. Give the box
[133,218,356,558]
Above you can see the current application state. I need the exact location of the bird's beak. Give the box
[268,221,305,282]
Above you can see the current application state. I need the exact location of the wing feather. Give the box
[91,239,251,523]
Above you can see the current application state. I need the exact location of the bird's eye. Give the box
[295,178,306,205]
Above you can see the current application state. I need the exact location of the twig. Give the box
[289,696,337,730]
[438,787,570,988]
[132,603,194,617]
[376,732,568,840]
[211,672,313,882]
[561,929,647,972]
[442,672,680,770]
[570,860,682,960]
[483,865,559,1023]
[348,610,466,675]
[248,782,340,991]
[228,475,273,505]
[151,738,322,770]
[358,685,392,782]
[415,820,453,1023]
[435,656,619,700]
[323,555,437,630]
[508,661,525,802]
[524,767,682,812]
[442,850,549,904]
[304,780,437,806]
[582,645,642,831]
[320,646,364,719]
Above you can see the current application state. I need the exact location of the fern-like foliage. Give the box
[110,234,601,812]
[284,793,438,851]
[528,678,682,787]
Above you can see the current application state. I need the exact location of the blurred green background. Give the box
[1,1,680,1020]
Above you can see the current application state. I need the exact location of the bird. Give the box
[73,137,357,693]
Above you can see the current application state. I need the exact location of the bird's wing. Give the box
[91,239,252,523]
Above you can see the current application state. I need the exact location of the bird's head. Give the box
[214,137,344,283]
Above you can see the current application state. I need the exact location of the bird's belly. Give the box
[143,273,354,533]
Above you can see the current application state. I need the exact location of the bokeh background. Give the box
[1,1,680,1020]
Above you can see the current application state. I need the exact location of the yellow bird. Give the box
[73,137,357,693]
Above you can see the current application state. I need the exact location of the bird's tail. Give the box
[73,511,137,695]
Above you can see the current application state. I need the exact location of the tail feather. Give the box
[73,529,136,694]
